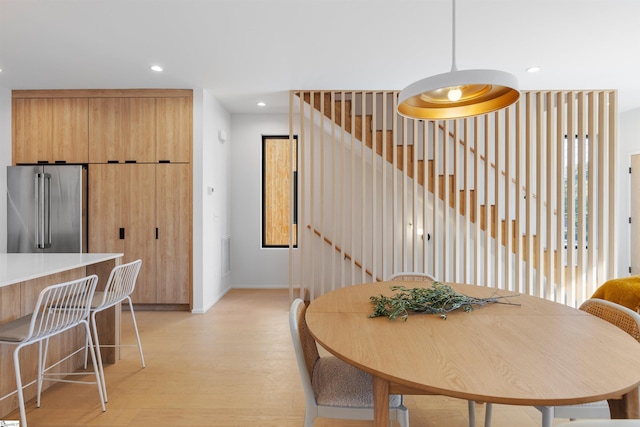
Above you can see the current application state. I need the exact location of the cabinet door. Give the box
[156,97,192,163]
[89,98,156,163]
[122,98,156,163]
[156,163,191,304]
[13,98,53,164]
[88,164,125,254]
[123,164,157,303]
[51,98,89,163]
[89,98,123,163]
[13,98,89,164]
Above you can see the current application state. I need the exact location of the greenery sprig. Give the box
[369,282,520,320]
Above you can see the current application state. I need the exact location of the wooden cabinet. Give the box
[156,97,192,163]
[89,96,191,164]
[12,97,89,164]
[89,98,156,163]
[89,164,157,303]
[88,163,191,305]
[13,89,193,309]
[156,163,191,304]
[123,164,157,302]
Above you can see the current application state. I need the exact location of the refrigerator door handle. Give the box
[44,173,52,248]
[35,173,53,249]
[35,172,44,249]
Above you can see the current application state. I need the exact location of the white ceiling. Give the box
[1,0,640,115]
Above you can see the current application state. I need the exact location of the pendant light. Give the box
[397,0,520,120]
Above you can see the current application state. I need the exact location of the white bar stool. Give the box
[0,275,105,427]
[86,259,145,402]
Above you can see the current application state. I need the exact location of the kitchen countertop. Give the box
[0,253,124,288]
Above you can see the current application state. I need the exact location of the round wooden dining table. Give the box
[305,281,640,427]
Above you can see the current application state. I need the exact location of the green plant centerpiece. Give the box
[369,282,519,320]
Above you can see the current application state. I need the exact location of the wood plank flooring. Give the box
[4,288,572,426]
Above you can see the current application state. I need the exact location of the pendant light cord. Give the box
[451,0,458,72]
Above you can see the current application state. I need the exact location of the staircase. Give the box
[294,89,616,304]
[301,92,538,260]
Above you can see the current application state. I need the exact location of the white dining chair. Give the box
[86,259,145,402]
[388,272,489,427]
[388,272,438,283]
[531,298,640,427]
[290,298,410,427]
[0,275,106,427]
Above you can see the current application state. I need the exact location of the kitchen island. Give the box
[0,253,123,287]
[0,252,123,418]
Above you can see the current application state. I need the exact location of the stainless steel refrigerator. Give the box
[6,165,87,253]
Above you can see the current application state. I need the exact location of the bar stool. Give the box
[87,259,145,402]
[0,275,106,427]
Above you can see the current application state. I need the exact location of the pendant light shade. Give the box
[397,0,520,120]
[397,69,520,120]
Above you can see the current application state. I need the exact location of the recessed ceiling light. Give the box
[257,102,266,107]
[526,66,541,73]
[150,65,163,72]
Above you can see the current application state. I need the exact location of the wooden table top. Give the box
[306,281,640,406]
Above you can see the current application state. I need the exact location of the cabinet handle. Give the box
[107,160,119,164]
[54,160,67,164]
[119,228,125,240]
[37,160,49,164]
[159,160,171,163]
[125,160,137,163]
[156,228,159,239]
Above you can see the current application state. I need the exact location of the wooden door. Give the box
[122,98,156,163]
[89,98,123,163]
[156,163,192,304]
[156,97,192,163]
[123,164,157,303]
[51,98,89,163]
[88,164,125,254]
[89,98,155,163]
[13,98,54,164]
[13,98,89,164]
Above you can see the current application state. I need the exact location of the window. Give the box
[262,135,298,248]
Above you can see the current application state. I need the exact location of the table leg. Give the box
[608,387,640,419]
[372,375,390,427]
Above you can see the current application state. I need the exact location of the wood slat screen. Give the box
[289,90,617,307]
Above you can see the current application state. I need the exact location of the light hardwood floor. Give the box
[5,288,572,426]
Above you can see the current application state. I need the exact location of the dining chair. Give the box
[388,272,438,283]
[388,272,489,427]
[533,298,640,427]
[86,259,145,402]
[0,275,106,427]
[289,298,410,427]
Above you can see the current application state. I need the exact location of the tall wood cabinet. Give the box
[88,163,191,305]
[88,164,158,303]
[11,89,193,309]
[156,164,191,303]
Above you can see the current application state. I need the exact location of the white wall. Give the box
[229,114,294,288]
[0,89,10,251]
[619,107,640,277]
[192,89,232,313]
